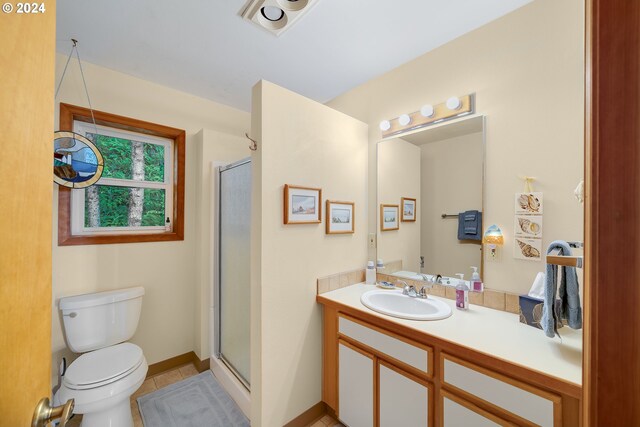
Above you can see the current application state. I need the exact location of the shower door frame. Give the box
[212,158,252,394]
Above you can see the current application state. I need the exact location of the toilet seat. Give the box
[63,343,144,390]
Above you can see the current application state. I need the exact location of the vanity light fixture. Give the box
[240,0,319,36]
[420,104,435,118]
[446,96,462,110]
[379,94,475,138]
[483,225,504,261]
[398,114,411,126]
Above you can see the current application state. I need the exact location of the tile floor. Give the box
[67,363,341,427]
[66,363,200,427]
[307,414,345,427]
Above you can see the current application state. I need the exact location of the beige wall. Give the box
[251,81,368,426]
[420,132,483,278]
[51,55,250,385]
[328,0,585,294]
[377,139,421,272]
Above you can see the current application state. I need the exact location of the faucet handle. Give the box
[418,287,429,298]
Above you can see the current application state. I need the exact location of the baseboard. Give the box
[284,401,327,427]
[193,353,210,372]
[147,351,210,378]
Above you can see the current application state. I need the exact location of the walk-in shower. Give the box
[212,158,251,414]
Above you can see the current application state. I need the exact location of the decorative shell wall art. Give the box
[514,215,543,238]
[515,192,543,215]
[514,238,542,261]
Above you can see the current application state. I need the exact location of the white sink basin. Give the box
[360,289,452,321]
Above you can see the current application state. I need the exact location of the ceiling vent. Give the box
[240,0,320,36]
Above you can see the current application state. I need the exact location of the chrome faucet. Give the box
[400,280,429,299]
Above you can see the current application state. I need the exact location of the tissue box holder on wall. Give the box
[518,295,564,329]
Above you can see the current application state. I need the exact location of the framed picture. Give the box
[401,197,416,222]
[283,184,322,224]
[514,237,542,261]
[380,204,399,231]
[326,200,355,234]
[515,192,543,215]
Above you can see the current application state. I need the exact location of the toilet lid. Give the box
[64,343,144,390]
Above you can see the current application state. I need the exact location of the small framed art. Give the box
[380,204,399,231]
[283,184,322,224]
[401,197,416,222]
[326,200,355,234]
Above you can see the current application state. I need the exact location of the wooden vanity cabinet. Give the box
[321,305,581,427]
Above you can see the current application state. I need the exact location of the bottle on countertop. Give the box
[470,266,483,292]
[455,273,469,310]
[165,217,171,232]
[366,261,376,285]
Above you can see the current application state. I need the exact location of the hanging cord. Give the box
[54,40,75,100]
[518,175,536,192]
[54,39,99,136]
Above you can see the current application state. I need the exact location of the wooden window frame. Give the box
[57,103,185,245]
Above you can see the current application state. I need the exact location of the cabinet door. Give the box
[379,361,430,427]
[441,390,515,427]
[339,340,374,427]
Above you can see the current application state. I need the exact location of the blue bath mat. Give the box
[138,371,249,427]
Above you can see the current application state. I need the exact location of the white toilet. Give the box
[54,287,148,427]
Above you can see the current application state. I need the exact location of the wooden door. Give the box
[584,0,640,425]
[0,2,56,425]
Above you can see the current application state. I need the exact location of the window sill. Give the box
[58,230,184,246]
[58,185,184,246]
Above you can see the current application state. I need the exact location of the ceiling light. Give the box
[379,120,391,131]
[277,0,308,11]
[261,6,285,21]
[420,104,434,118]
[446,97,461,110]
[398,114,411,126]
[241,0,319,36]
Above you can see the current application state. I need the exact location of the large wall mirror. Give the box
[377,116,484,284]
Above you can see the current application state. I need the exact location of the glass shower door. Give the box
[216,158,251,388]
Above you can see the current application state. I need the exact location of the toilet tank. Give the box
[59,287,145,353]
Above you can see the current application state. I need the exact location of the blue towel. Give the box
[541,241,582,338]
[457,210,482,241]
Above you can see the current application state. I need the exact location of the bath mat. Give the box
[138,371,249,427]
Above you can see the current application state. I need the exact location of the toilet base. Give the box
[80,398,133,427]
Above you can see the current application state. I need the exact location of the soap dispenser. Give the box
[366,261,376,284]
[470,266,483,292]
[455,273,469,310]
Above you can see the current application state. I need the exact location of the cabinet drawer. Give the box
[441,389,516,427]
[339,314,432,376]
[441,353,561,427]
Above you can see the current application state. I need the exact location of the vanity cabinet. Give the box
[337,314,434,426]
[321,305,581,427]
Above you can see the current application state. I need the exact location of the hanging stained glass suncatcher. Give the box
[53,131,104,188]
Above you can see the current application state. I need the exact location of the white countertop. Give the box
[319,283,582,386]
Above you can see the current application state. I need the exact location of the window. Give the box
[58,103,185,245]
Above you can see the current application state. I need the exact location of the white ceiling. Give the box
[56,0,531,112]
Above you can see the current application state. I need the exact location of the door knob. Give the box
[31,397,74,427]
